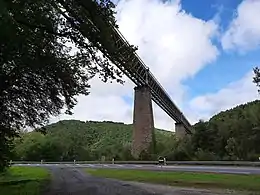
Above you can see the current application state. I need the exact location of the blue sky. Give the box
[181,0,242,22]
[185,47,259,97]
[181,0,259,98]
[55,0,260,130]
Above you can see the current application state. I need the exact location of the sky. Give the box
[52,0,260,131]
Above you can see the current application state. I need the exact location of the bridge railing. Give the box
[11,161,260,167]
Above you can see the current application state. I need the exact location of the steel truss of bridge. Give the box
[59,0,192,133]
[110,28,192,133]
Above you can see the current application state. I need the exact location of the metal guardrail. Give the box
[11,161,260,167]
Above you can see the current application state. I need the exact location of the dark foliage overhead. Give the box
[0,0,124,131]
[0,0,130,171]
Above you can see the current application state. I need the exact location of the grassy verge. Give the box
[86,168,260,192]
[0,166,50,195]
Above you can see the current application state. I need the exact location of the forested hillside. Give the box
[190,100,260,161]
[12,120,173,161]
[12,100,260,162]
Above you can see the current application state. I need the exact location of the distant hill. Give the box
[44,119,172,149]
[192,100,260,161]
[13,120,173,161]
[210,100,260,123]
[13,100,260,162]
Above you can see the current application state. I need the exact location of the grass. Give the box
[0,166,50,195]
[86,168,260,192]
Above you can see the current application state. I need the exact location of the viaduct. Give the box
[60,1,192,158]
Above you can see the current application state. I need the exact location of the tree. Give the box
[253,67,260,93]
[225,137,239,160]
[192,121,218,153]
[0,0,133,171]
[0,128,16,172]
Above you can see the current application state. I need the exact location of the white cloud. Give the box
[116,0,218,85]
[189,71,259,121]
[221,0,260,52]
[53,94,133,123]
[53,0,219,131]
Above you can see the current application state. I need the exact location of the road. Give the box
[42,167,235,195]
[14,163,260,175]
[43,167,156,195]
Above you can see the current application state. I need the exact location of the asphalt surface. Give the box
[43,167,155,195]
[14,163,260,175]
[43,167,235,195]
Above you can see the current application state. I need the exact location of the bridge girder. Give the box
[58,0,192,133]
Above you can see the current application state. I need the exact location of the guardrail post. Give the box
[164,157,166,166]
[74,159,76,165]
[112,158,115,164]
[41,160,43,164]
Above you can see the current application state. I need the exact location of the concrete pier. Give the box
[132,85,155,158]
[175,122,186,139]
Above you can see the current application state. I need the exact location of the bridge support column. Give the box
[132,85,155,159]
[175,122,186,139]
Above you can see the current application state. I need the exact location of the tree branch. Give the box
[15,18,71,38]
